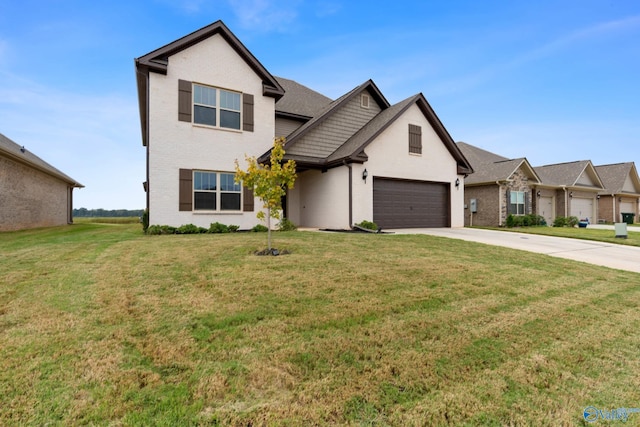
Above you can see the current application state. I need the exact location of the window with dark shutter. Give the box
[179,169,193,211]
[178,80,192,122]
[243,93,254,132]
[409,124,422,154]
[243,186,254,211]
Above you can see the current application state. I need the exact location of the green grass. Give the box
[479,225,640,247]
[2,223,640,425]
[73,216,141,224]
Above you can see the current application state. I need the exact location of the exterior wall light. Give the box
[569,192,573,198]
[455,178,460,188]
[362,168,368,183]
[537,191,541,198]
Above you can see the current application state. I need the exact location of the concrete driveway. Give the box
[392,227,640,274]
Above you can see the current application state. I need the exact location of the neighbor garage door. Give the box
[571,197,594,221]
[373,177,450,228]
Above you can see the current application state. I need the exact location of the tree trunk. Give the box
[267,207,272,251]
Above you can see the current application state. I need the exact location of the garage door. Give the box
[571,197,594,221]
[373,177,450,228]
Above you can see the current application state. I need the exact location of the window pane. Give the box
[220,90,240,110]
[194,105,216,126]
[220,173,240,192]
[220,110,240,129]
[195,192,216,210]
[194,172,216,191]
[516,192,525,204]
[221,193,241,210]
[194,85,216,106]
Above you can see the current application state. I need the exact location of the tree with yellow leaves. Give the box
[235,137,297,253]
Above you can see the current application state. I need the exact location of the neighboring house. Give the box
[458,141,610,226]
[0,133,83,232]
[595,163,640,223]
[457,142,541,227]
[533,160,605,224]
[135,20,473,230]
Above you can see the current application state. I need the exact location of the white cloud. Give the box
[227,0,300,32]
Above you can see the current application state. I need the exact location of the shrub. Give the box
[228,225,240,233]
[553,217,568,227]
[568,216,579,227]
[141,209,149,232]
[146,225,176,235]
[355,220,378,231]
[278,218,297,231]
[209,222,229,233]
[506,214,515,228]
[252,224,268,232]
[176,224,201,234]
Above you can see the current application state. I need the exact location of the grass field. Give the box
[480,225,640,247]
[2,223,640,425]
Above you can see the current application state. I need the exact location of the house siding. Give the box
[360,104,464,227]
[147,33,275,229]
[464,185,500,227]
[275,117,303,139]
[289,167,350,229]
[288,89,382,158]
[0,155,70,231]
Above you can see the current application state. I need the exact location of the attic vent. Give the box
[361,94,370,109]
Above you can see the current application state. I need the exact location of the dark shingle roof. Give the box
[274,77,332,119]
[456,142,538,184]
[0,133,83,187]
[595,162,640,194]
[534,160,603,188]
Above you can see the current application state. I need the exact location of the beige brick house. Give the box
[595,163,640,223]
[0,133,83,231]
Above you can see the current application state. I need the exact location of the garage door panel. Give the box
[571,198,594,221]
[373,178,449,228]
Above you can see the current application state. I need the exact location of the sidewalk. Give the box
[587,224,640,232]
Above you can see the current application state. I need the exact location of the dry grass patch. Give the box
[1,224,640,425]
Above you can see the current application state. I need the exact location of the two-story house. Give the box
[135,21,472,230]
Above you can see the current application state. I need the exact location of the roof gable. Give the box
[135,20,284,146]
[595,162,640,194]
[0,133,83,187]
[534,160,604,189]
[135,20,284,99]
[456,142,536,184]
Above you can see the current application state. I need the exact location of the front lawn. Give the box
[480,225,640,247]
[2,223,640,425]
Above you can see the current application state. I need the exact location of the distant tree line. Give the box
[73,208,144,217]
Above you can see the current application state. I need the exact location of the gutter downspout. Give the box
[496,181,502,226]
[344,161,353,227]
[612,194,616,222]
[562,186,568,217]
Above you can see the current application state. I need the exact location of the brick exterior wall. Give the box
[598,195,639,223]
[465,167,535,227]
[0,155,70,231]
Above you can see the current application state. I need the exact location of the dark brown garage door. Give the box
[373,177,450,228]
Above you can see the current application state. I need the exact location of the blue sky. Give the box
[1,0,639,209]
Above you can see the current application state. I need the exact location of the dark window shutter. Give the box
[179,169,193,211]
[243,185,254,211]
[507,189,515,215]
[524,192,529,214]
[178,80,192,122]
[409,124,422,154]
[242,93,254,132]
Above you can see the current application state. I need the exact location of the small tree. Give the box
[235,137,296,252]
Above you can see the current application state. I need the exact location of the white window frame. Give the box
[193,171,242,212]
[361,94,370,109]
[193,84,242,130]
[510,191,526,215]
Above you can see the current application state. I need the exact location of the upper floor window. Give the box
[193,84,241,130]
